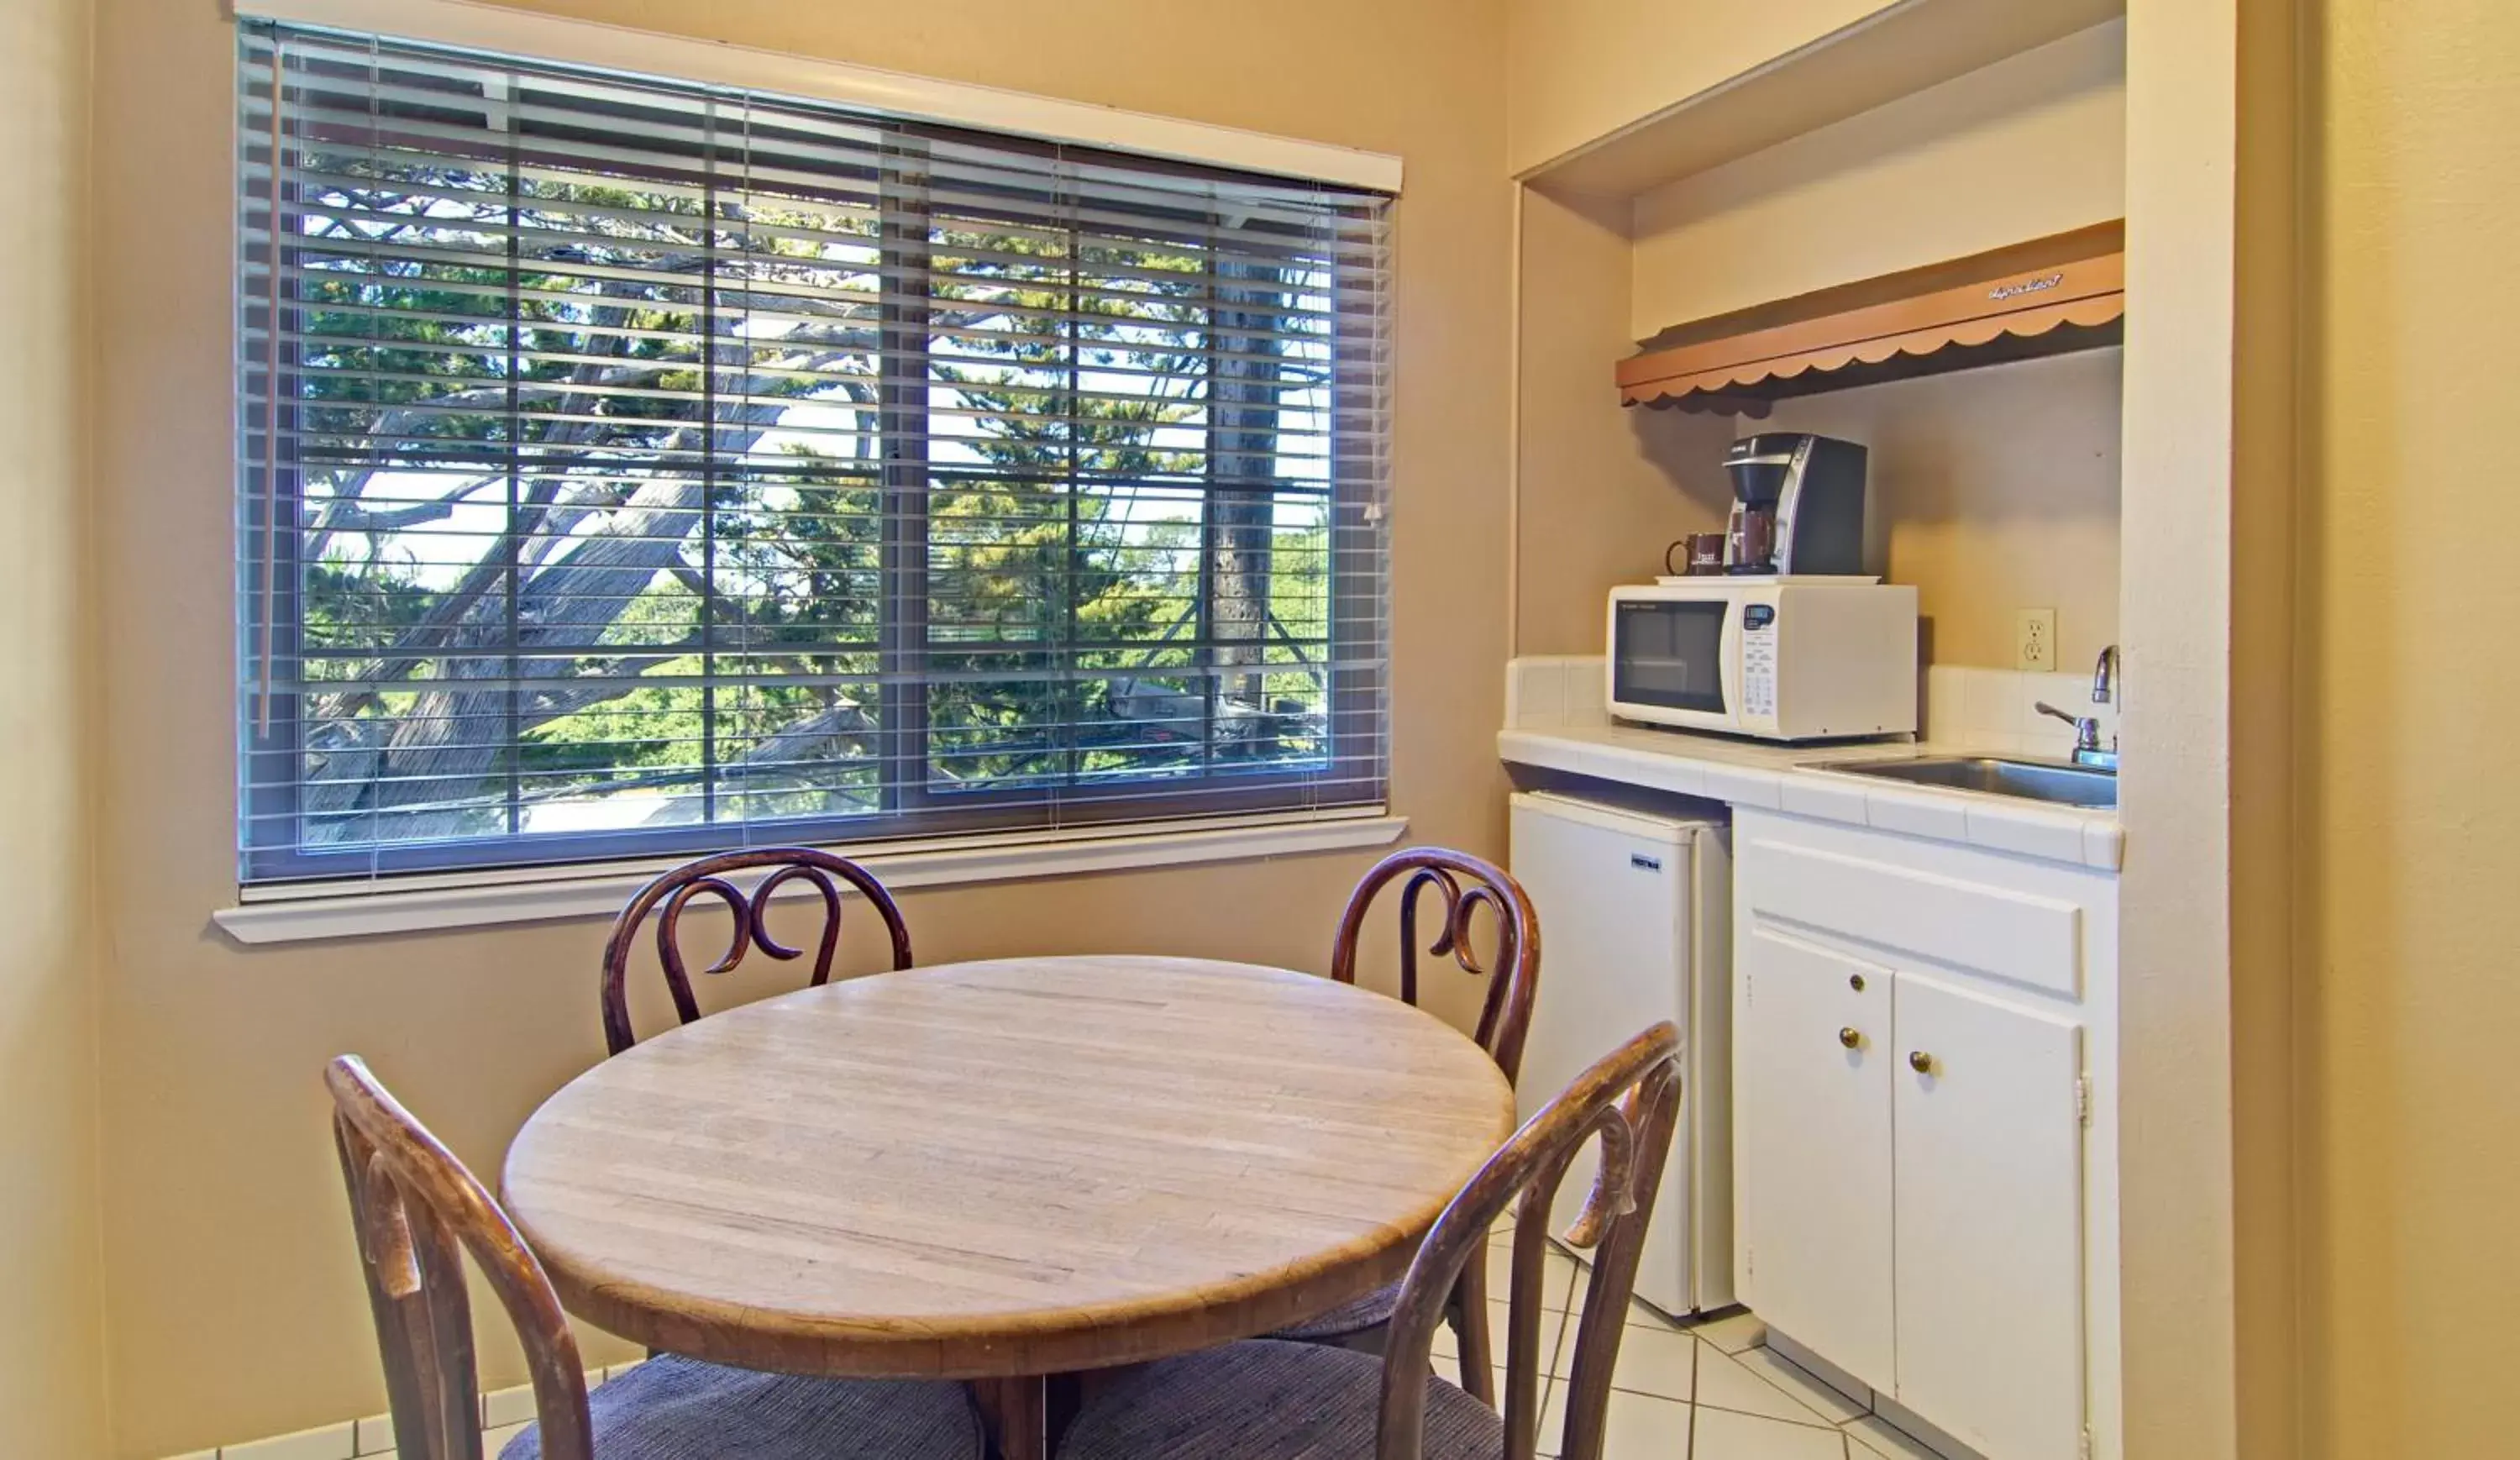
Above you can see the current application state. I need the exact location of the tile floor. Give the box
[199,1240,1955,1460]
[1423,1234,1956,1460]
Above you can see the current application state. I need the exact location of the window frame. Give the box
[235,33,1393,887]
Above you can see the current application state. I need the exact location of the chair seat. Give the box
[496,1355,984,1460]
[1268,1280,1400,1342]
[1056,1339,1504,1460]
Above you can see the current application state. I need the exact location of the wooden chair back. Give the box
[326,1055,595,1460]
[599,848,913,1054]
[1375,1022,1683,1460]
[1331,847,1541,1081]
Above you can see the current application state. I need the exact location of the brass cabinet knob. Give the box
[1848,974,1866,992]
[1908,1051,1935,1074]
[1838,1027,1862,1049]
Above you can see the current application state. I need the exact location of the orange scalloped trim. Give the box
[1621,293,2124,407]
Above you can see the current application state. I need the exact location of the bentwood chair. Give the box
[1057,1021,1683,1460]
[1269,848,1542,1401]
[598,848,914,1055]
[325,1056,984,1460]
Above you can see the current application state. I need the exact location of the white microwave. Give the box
[1606,580,1919,741]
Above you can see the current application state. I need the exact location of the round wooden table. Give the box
[502,954,1517,1459]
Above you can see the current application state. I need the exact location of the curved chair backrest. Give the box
[1376,1022,1683,1460]
[1331,847,1541,1082]
[599,848,914,1055]
[327,1055,596,1460]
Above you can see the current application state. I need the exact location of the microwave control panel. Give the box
[1741,603,1778,719]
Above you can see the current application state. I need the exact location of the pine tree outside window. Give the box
[235,24,1392,882]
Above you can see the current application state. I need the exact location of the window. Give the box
[236,22,1392,883]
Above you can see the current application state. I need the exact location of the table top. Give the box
[501,954,1517,1379]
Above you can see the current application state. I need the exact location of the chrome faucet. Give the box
[2034,644,2121,771]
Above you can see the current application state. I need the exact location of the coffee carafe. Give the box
[1721,433,1872,576]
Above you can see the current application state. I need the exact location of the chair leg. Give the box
[1450,1260,1497,1407]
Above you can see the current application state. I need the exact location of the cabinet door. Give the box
[1734,925,1895,1391]
[1892,974,2085,1460]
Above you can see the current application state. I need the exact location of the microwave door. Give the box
[1614,600,1731,717]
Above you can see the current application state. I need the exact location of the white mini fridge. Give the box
[1509,790,1735,1317]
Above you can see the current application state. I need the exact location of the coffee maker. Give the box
[1722,433,1872,576]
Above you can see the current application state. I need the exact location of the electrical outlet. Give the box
[2016,608,2057,671]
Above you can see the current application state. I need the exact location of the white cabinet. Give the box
[1732,808,2118,1460]
[1893,975,2086,1460]
[1735,927,1896,1390]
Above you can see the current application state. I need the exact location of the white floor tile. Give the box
[480,1420,530,1455]
[1845,1415,1950,1460]
[222,1421,356,1460]
[1594,1320,1697,1400]
[1483,1298,1571,1373]
[1734,1344,1867,1424]
[352,1412,395,1455]
[1487,1232,1580,1310]
[1694,1342,1845,1427]
[1690,1405,1851,1459]
[1597,1389,1693,1458]
[604,1358,648,1382]
[1685,1308,1770,1353]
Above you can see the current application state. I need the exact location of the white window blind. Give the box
[236,21,1393,885]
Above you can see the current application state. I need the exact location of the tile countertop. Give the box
[1499,657,2122,873]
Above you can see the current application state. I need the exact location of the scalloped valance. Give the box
[1617,222,2125,414]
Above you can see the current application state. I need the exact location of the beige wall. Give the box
[1512,188,1732,656]
[2295,0,2520,1452]
[85,2,1513,1453]
[1629,18,2126,340]
[1504,0,1899,176]
[1746,350,2124,670]
[0,0,110,1455]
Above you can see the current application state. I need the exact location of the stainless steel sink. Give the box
[1806,755,2118,810]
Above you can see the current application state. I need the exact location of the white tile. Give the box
[1963,801,2091,864]
[1596,1389,1693,1458]
[1780,775,1869,827]
[1509,659,1568,729]
[1685,1309,1768,1354]
[1486,1232,1579,1310]
[1593,1319,1696,1400]
[1919,666,1971,743]
[1690,1403,1851,1458]
[605,1358,648,1382]
[1733,1343,1867,1424]
[1695,1342,1844,1426]
[1534,1381,1695,1460]
[1565,666,1609,727]
[163,1452,218,1460]
[1489,1299,1571,1374]
[1863,787,1970,843]
[222,1421,356,1460]
[1964,669,2020,735]
[353,1412,396,1455]
[481,1383,538,1428]
[480,1421,530,1456]
[1845,1415,1952,1460]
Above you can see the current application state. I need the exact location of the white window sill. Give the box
[214,810,1408,946]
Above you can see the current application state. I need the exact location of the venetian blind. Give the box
[237,22,1393,884]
